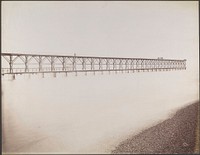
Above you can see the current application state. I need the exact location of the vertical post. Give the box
[39,56,42,72]
[108,59,111,74]
[168,60,170,70]
[82,58,85,70]
[73,54,76,71]
[138,59,141,71]
[164,61,166,71]
[62,57,66,71]
[169,61,171,70]
[166,60,168,70]
[150,60,153,71]
[157,60,159,71]
[139,59,142,71]
[176,61,179,69]
[127,59,130,73]
[141,60,143,69]
[128,59,130,73]
[125,59,128,71]
[99,58,102,70]
[152,60,155,70]
[114,59,117,74]
[131,59,135,73]
[130,60,132,70]
[147,60,149,70]
[160,60,162,70]
[174,61,177,70]
[91,58,94,70]
[174,61,176,70]
[155,60,157,71]
[122,59,124,73]
[148,60,151,70]
[106,59,110,71]
[25,56,28,72]
[113,59,116,70]
[106,59,108,70]
[184,59,186,70]
[51,56,55,71]
[136,59,139,70]
[173,61,175,70]
[177,61,179,70]
[181,61,183,70]
[119,59,122,71]
[175,61,177,70]
[9,55,13,73]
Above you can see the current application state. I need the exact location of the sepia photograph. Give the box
[1,1,199,154]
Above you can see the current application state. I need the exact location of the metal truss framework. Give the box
[1,53,186,76]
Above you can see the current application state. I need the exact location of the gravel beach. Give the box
[112,101,199,154]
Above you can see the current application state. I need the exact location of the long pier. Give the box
[1,53,186,78]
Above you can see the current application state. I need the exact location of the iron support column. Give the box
[25,56,28,72]
[62,57,66,71]
[73,54,76,71]
[51,56,55,71]
[9,55,13,73]
[39,56,42,72]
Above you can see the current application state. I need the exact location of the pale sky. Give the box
[2,1,198,66]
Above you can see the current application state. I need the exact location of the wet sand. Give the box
[112,101,199,154]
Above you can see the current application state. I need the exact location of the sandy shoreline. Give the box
[112,101,199,154]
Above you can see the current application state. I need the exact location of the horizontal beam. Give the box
[1,53,186,61]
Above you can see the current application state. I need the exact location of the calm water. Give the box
[2,69,198,153]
